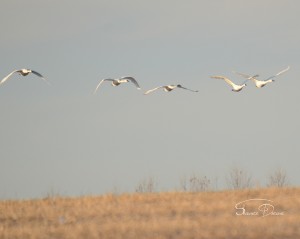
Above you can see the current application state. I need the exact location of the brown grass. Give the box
[0,187,299,239]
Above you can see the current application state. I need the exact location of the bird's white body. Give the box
[231,83,246,92]
[251,78,273,88]
[0,68,48,85]
[93,76,140,94]
[163,85,177,92]
[144,84,198,95]
[113,79,129,85]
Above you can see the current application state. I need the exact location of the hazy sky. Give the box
[1,0,300,199]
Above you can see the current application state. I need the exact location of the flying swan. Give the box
[233,66,290,88]
[0,69,48,85]
[210,75,258,92]
[93,76,140,94]
[144,84,198,95]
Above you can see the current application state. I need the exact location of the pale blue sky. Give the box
[1,0,300,199]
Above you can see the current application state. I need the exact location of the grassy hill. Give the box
[1,187,299,239]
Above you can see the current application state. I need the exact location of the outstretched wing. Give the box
[242,74,259,84]
[144,86,165,95]
[265,66,290,81]
[232,71,260,85]
[177,85,198,92]
[211,75,235,87]
[0,70,18,85]
[120,76,141,89]
[232,71,251,79]
[232,71,259,81]
[93,78,114,94]
[31,70,50,85]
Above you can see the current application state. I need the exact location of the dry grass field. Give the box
[0,187,299,239]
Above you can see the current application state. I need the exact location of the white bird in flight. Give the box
[0,68,48,85]
[210,75,257,92]
[144,84,198,95]
[93,76,141,94]
[233,66,290,88]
